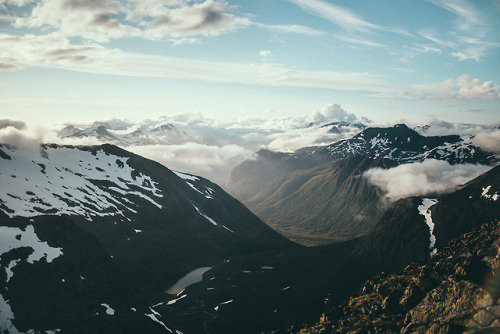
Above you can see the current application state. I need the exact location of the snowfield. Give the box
[0,145,163,221]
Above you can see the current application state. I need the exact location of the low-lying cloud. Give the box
[0,119,26,130]
[2,111,498,187]
[129,143,253,185]
[471,129,500,154]
[363,159,492,202]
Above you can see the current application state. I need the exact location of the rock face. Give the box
[281,219,500,334]
[227,124,495,245]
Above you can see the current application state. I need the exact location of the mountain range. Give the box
[58,121,196,146]
[226,124,496,245]
[0,123,498,333]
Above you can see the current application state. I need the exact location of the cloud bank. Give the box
[2,109,498,186]
[471,129,500,154]
[363,159,492,202]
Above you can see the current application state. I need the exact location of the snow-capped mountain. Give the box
[0,143,294,333]
[59,121,196,146]
[226,124,497,245]
[302,123,494,165]
[319,121,366,134]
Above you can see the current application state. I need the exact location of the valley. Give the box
[2,0,499,332]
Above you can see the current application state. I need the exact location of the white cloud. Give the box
[307,103,368,124]
[0,33,118,70]
[11,0,250,42]
[286,0,380,33]
[425,0,480,30]
[129,143,253,184]
[14,0,139,43]
[0,33,398,93]
[395,74,500,102]
[144,0,251,39]
[259,50,274,62]
[262,23,325,36]
[0,0,32,7]
[418,2,499,62]
[265,127,357,153]
[450,42,499,61]
[259,50,272,57]
[471,129,500,154]
[364,159,492,202]
[0,127,40,150]
[4,111,498,186]
[0,119,26,130]
[334,34,385,47]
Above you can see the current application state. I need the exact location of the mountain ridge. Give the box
[226,123,497,245]
[0,142,295,333]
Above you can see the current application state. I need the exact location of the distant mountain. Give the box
[0,143,294,333]
[320,121,366,134]
[226,124,496,245]
[59,121,196,146]
[145,162,499,333]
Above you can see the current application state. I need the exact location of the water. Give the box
[165,267,212,295]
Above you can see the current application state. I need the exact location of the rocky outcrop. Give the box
[281,219,500,333]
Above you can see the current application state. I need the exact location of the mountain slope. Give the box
[282,219,500,333]
[227,124,496,245]
[0,143,295,333]
[158,164,499,333]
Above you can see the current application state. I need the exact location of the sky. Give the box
[0,0,499,127]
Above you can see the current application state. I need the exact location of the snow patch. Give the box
[418,198,438,257]
[221,225,234,233]
[481,185,499,201]
[167,294,187,305]
[173,171,214,199]
[192,205,217,226]
[145,308,173,333]
[0,293,21,334]
[0,225,63,283]
[101,303,115,315]
[0,146,163,220]
[214,299,233,311]
[173,171,199,182]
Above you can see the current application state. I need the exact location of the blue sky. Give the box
[0,0,499,126]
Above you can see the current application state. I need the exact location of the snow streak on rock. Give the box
[174,171,214,199]
[418,198,438,257]
[192,204,217,226]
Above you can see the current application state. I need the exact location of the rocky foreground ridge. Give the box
[280,219,500,333]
